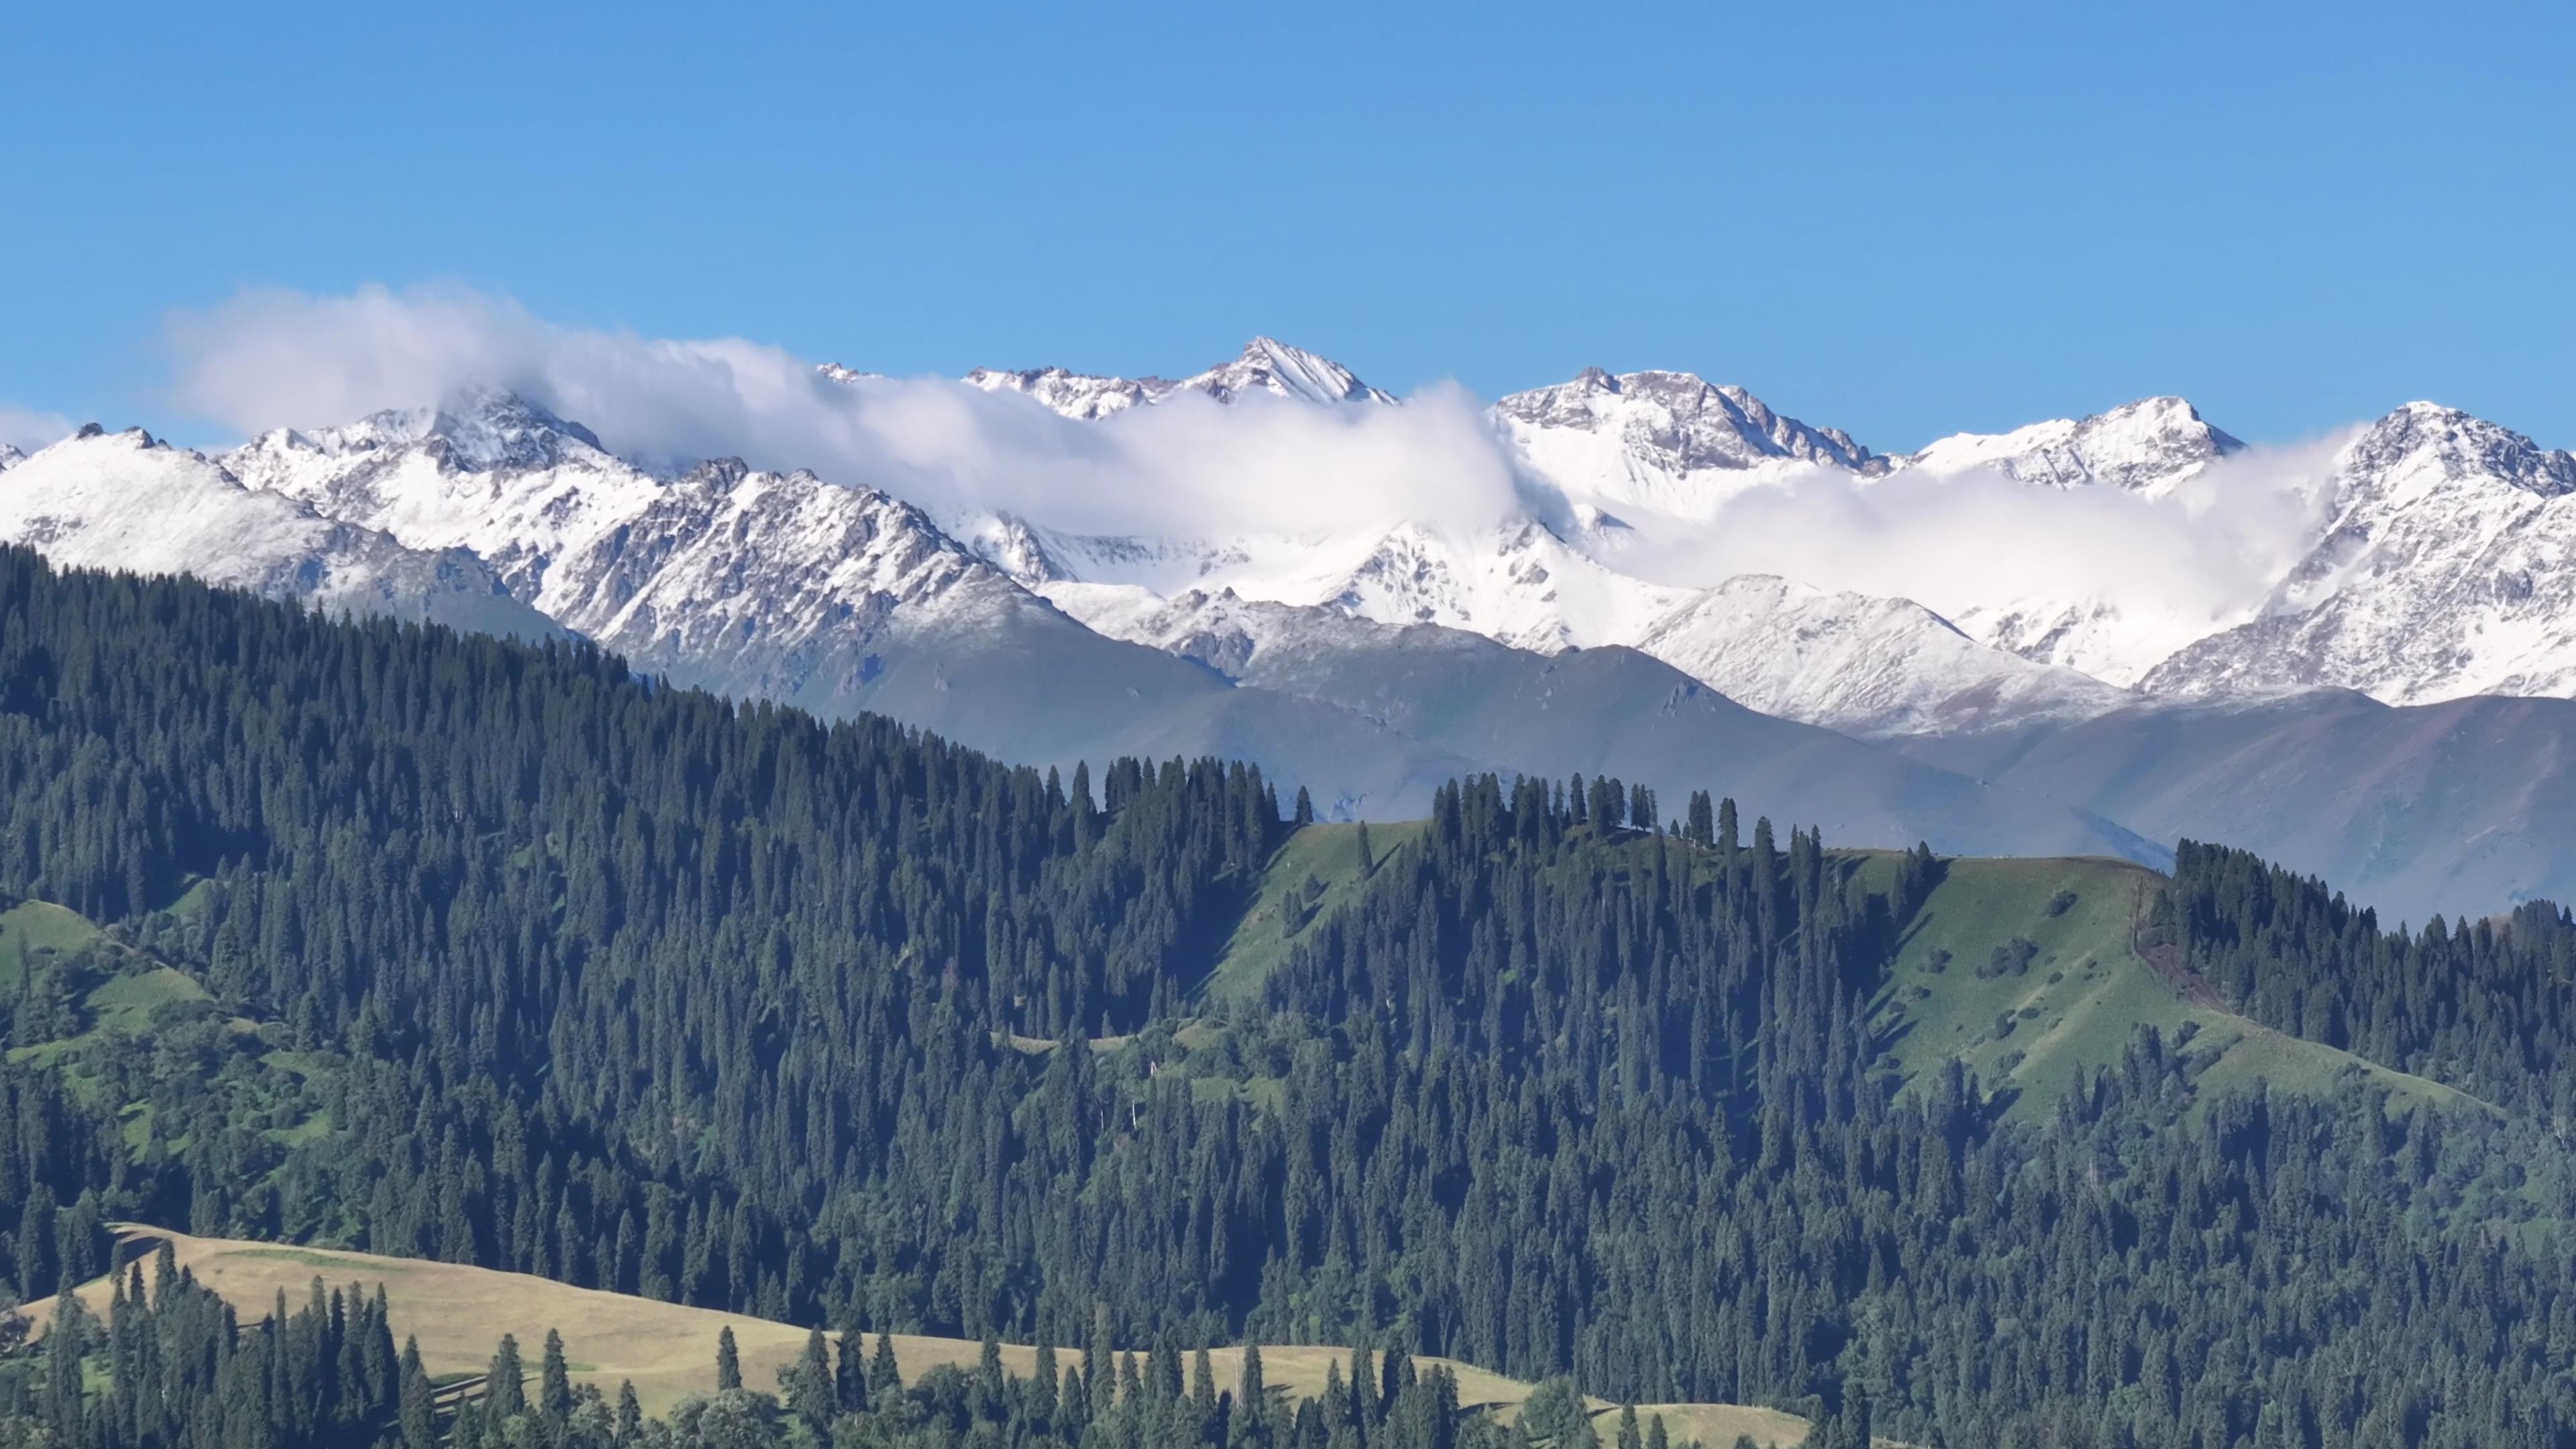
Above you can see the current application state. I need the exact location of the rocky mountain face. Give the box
[1904,396,2243,494]
[2139,404,2576,702]
[1494,367,1887,523]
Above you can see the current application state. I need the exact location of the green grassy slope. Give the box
[1864,855,2485,1118]
[1,900,224,1073]
[1,896,342,1186]
[1201,820,1428,1004]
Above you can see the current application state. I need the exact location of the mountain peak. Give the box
[303,388,608,472]
[1495,368,1883,495]
[960,338,1393,417]
[1184,337,1394,407]
[961,364,1173,420]
[1907,395,2240,494]
[2348,401,2576,498]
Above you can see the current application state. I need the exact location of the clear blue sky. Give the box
[5,0,2571,451]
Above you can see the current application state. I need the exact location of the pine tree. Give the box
[487,1331,527,1419]
[616,1381,645,1446]
[540,1326,574,1421]
[836,1311,870,1412]
[715,1324,743,1390]
[870,1331,902,1395]
[400,1336,437,1449]
[788,1326,836,1432]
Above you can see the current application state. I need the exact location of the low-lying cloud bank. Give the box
[1604,437,2341,630]
[162,286,1527,540]
[150,284,2341,631]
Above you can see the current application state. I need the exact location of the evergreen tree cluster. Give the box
[0,1239,403,1449]
[3,551,2576,1444]
[2169,841,2576,1114]
[7,1247,1597,1449]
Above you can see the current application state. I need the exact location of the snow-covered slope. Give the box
[0,427,558,639]
[1905,396,2243,496]
[991,514,1686,655]
[226,391,1139,690]
[224,390,664,609]
[1631,576,2134,738]
[1496,367,1886,521]
[1902,396,2265,684]
[2141,402,2576,702]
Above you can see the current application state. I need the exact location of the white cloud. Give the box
[161,285,1527,539]
[0,405,74,454]
[156,284,2338,680]
[1600,438,2339,629]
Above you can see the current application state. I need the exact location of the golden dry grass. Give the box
[20,1226,1809,1444]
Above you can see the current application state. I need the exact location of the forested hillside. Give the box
[4,547,2576,1447]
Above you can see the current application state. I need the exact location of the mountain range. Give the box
[5,334,2574,921]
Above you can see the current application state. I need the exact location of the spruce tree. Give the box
[714,1324,742,1391]
[486,1331,527,1419]
[540,1326,574,1421]
[400,1336,438,1449]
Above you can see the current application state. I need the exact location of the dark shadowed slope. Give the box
[1899,689,2576,924]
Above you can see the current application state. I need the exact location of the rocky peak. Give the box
[1179,337,1395,407]
[961,365,1174,420]
[1497,368,1883,476]
[1908,396,2242,493]
[2344,402,2576,498]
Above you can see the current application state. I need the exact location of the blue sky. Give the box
[5,0,2570,451]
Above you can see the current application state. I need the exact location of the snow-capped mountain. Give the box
[955,343,2576,737]
[1905,396,2243,495]
[1181,335,1395,406]
[1495,367,1886,522]
[962,366,1174,420]
[1629,576,2135,738]
[1895,397,2269,685]
[0,445,24,472]
[959,347,2118,735]
[224,390,1097,694]
[2140,402,2576,702]
[211,389,1481,794]
[0,425,559,639]
[225,390,661,609]
[953,336,1393,421]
